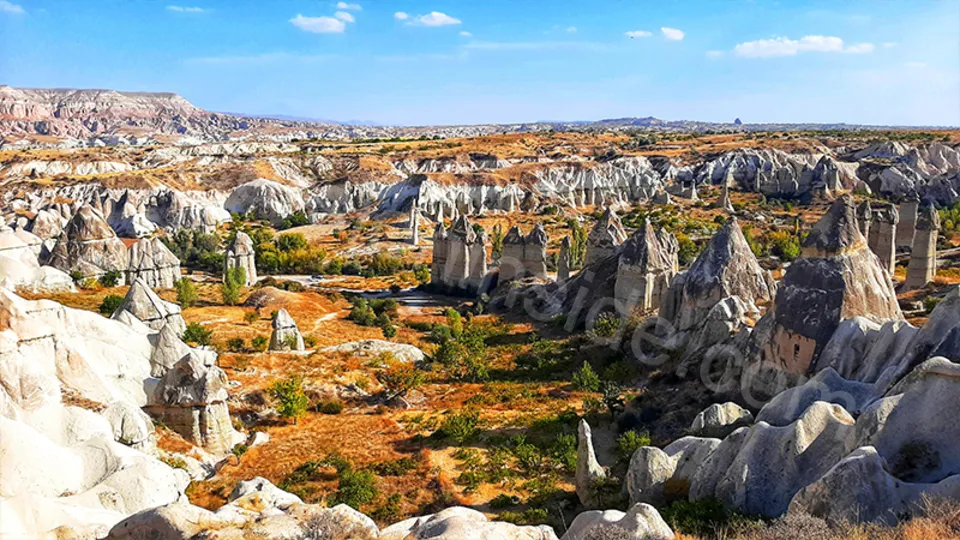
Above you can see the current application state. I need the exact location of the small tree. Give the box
[227,337,245,352]
[98,294,124,315]
[445,308,463,338]
[413,263,430,284]
[571,362,601,392]
[221,266,246,306]
[100,270,122,288]
[269,375,309,425]
[491,224,504,262]
[252,335,269,352]
[175,279,198,309]
[377,359,424,401]
[243,310,259,324]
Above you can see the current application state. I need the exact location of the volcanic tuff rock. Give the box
[661,217,774,332]
[576,420,606,508]
[45,204,128,280]
[743,196,902,389]
[561,504,674,540]
[25,208,66,239]
[224,231,257,286]
[268,308,305,352]
[626,436,721,507]
[145,351,242,455]
[320,339,426,364]
[585,207,628,265]
[689,401,856,518]
[689,402,754,439]
[126,237,181,289]
[111,278,187,334]
[614,218,678,313]
[0,288,189,538]
[0,226,74,291]
[380,506,559,539]
[225,178,306,226]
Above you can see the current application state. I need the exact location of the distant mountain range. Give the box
[1,85,954,147]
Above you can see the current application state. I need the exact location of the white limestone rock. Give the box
[111,278,186,333]
[625,437,721,506]
[224,231,257,286]
[576,419,606,508]
[320,339,426,364]
[45,204,128,281]
[755,368,877,426]
[225,178,305,226]
[269,308,305,352]
[126,237,181,289]
[379,506,558,540]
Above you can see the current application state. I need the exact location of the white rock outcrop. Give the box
[225,178,305,226]
[126,237,181,289]
[268,308,305,352]
[561,504,674,540]
[111,278,187,334]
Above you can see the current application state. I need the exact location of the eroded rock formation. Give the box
[45,204,128,281]
[126,237,181,289]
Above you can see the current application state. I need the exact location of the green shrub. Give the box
[489,493,521,509]
[243,310,259,324]
[227,337,245,353]
[182,323,213,347]
[100,270,122,288]
[231,443,248,459]
[268,375,309,424]
[499,508,550,526]
[439,410,480,444]
[589,312,622,339]
[616,430,652,463]
[571,362,601,392]
[252,335,268,351]
[221,266,246,306]
[333,469,378,509]
[69,270,84,284]
[175,279,198,309]
[660,498,756,537]
[280,211,310,230]
[413,263,430,283]
[98,294,124,315]
[446,309,463,337]
[276,233,308,252]
[370,457,417,476]
[369,493,402,524]
[319,399,345,415]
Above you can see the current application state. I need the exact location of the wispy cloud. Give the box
[624,30,652,39]
[0,0,25,14]
[661,27,684,40]
[565,26,577,33]
[290,14,346,34]
[407,11,461,26]
[334,11,354,23]
[186,52,341,66]
[459,31,472,38]
[394,12,409,20]
[166,5,206,13]
[734,35,875,58]
[336,2,361,10]
[882,42,897,48]
[706,50,724,58]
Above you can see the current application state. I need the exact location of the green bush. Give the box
[439,410,480,444]
[370,457,417,476]
[98,294,124,315]
[333,469,378,509]
[100,270,122,288]
[489,493,521,508]
[319,399,345,415]
[616,430,652,463]
[252,335,269,351]
[445,309,463,337]
[276,233,308,252]
[227,337,245,353]
[182,323,213,347]
[268,375,309,424]
[660,498,757,537]
[175,279,198,309]
[243,310,258,324]
[571,362,601,392]
[279,211,310,230]
[589,312,622,339]
[413,263,430,283]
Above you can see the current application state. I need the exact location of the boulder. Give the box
[626,437,720,506]
[268,308,305,352]
[225,178,305,226]
[561,503,674,540]
[576,419,606,508]
[110,278,186,334]
[755,368,876,426]
[26,208,66,239]
[126,237,181,289]
[228,477,303,509]
[379,506,558,540]
[0,226,74,292]
[319,339,426,363]
[689,402,754,439]
[45,204,128,281]
[690,401,856,518]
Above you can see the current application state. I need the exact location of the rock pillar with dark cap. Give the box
[905,204,940,290]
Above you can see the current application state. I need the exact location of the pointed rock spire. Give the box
[576,419,606,508]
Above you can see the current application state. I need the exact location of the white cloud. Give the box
[410,11,461,26]
[334,11,354,23]
[0,1,25,14]
[845,42,875,54]
[734,35,875,57]
[661,27,684,40]
[394,11,409,20]
[706,50,724,58]
[336,2,361,10]
[624,30,652,39]
[290,14,346,34]
[459,31,472,38]
[166,5,205,13]
[566,26,577,33]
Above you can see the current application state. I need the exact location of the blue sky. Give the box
[1,0,958,126]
